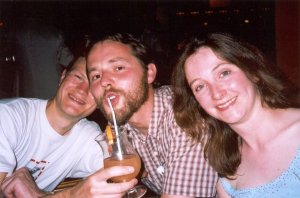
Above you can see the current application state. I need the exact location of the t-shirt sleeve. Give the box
[0,104,20,175]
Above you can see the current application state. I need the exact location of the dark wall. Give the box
[275,0,300,90]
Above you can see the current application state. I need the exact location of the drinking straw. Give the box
[107,98,123,159]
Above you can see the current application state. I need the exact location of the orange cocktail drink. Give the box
[104,154,141,183]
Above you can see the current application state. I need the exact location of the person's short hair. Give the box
[88,33,154,70]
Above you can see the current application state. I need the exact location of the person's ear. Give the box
[59,69,67,86]
[147,63,157,84]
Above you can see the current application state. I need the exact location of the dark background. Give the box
[0,0,277,87]
[0,0,299,126]
[0,0,276,56]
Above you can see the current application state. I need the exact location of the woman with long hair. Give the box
[172,33,300,197]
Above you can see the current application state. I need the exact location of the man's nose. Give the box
[100,72,113,89]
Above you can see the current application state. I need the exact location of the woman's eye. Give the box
[195,84,205,92]
[220,70,231,78]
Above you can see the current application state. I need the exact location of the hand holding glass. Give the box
[95,125,147,197]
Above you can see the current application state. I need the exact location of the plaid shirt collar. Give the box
[124,86,171,142]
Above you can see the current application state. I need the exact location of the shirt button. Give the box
[157,165,164,175]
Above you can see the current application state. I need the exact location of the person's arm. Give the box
[0,172,8,197]
[1,166,137,198]
[0,172,7,184]
[216,180,231,198]
[1,167,44,198]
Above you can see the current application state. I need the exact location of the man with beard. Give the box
[87,33,218,197]
[0,57,138,197]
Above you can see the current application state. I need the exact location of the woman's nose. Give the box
[210,84,226,100]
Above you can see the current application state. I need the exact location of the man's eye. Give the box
[115,66,124,71]
[220,70,231,78]
[91,74,101,81]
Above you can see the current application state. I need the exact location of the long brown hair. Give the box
[172,33,293,178]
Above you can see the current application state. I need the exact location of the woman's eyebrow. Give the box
[212,62,230,72]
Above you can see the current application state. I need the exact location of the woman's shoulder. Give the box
[286,108,300,117]
[283,108,300,130]
[274,108,300,131]
[277,108,300,149]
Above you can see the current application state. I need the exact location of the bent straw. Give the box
[107,98,123,159]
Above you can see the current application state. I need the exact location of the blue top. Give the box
[220,148,300,198]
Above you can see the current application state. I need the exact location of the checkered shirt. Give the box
[125,86,218,197]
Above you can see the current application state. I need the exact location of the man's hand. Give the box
[61,166,138,198]
[1,167,45,198]
[2,166,138,198]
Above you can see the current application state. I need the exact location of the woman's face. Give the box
[184,47,260,125]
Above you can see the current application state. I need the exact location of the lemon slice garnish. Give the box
[106,125,114,145]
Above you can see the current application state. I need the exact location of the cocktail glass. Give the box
[95,125,147,198]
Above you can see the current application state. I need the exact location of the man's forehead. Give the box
[89,40,131,56]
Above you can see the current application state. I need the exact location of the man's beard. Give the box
[99,72,149,125]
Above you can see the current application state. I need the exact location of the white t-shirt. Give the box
[0,98,103,191]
